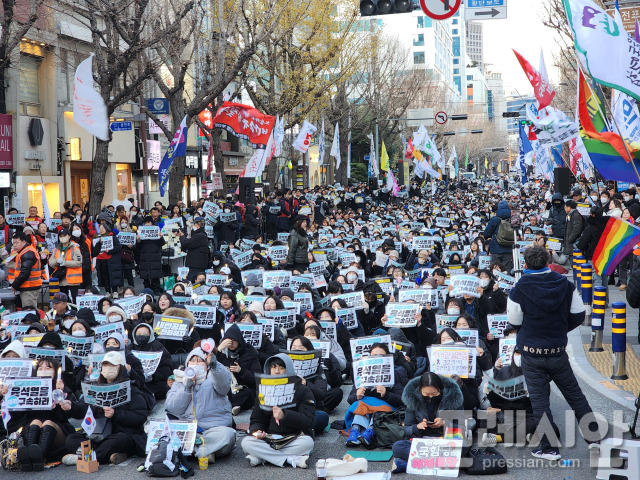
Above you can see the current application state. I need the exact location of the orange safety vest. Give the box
[53,243,82,285]
[9,245,42,289]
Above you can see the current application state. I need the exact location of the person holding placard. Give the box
[91,223,123,297]
[390,372,464,473]
[286,218,310,272]
[241,354,314,468]
[130,323,172,400]
[63,351,147,465]
[49,228,83,304]
[71,224,93,290]
[9,231,42,309]
[157,306,200,363]
[176,216,210,283]
[165,346,237,463]
[134,216,165,295]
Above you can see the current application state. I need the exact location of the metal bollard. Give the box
[574,254,586,295]
[581,263,593,326]
[590,286,606,352]
[49,278,59,301]
[611,302,628,380]
[572,249,582,288]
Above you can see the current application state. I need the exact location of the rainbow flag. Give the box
[593,217,640,275]
[444,427,464,441]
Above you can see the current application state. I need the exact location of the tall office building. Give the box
[466,21,484,72]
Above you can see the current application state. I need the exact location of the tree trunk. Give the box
[168,156,186,205]
[266,158,278,191]
[88,139,110,217]
[212,128,226,192]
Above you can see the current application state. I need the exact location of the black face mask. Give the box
[135,334,150,346]
[423,394,442,404]
[140,312,154,323]
[105,346,120,353]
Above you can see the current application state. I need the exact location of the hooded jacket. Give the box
[401,375,464,438]
[287,228,310,266]
[508,270,585,356]
[179,227,210,270]
[165,348,233,430]
[159,306,200,355]
[216,324,261,389]
[131,323,173,398]
[563,208,584,255]
[483,201,512,255]
[76,307,99,327]
[243,205,260,239]
[248,354,315,436]
[549,193,567,238]
[1,339,26,358]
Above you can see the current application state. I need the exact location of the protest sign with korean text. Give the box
[349,334,392,360]
[93,322,126,345]
[285,350,322,379]
[225,323,262,348]
[139,226,161,240]
[82,381,131,407]
[3,377,52,410]
[256,374,298,411]
[145,420,198,454]
[265,309,296,330]
[263,270,292,289]
[353,354,395,389]
[0,359,33,383]
[384,302,421,328]
[406,437,463,477]
[186,305,217,328]
[131,351,163,377]
[488,314,510,338]
[153,315,191,340]
[24,346,66,369]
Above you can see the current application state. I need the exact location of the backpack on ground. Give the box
[464,447,508,474]
[495,219,515,247]
[144,436,191,478]
[371,408,406,448]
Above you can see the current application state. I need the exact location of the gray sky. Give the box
[482,0,563,96]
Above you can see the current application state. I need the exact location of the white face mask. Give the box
[479,279,490,288]
[190,364,206,376]
[108,315,122,323]
[59,236,70,243]
[447,308,460,315]
[601,197,608,203]
[513,355,522,367]
[213,260,220,266]
[72,330,86,337]
[347,274,358,283]
[72,230,82,238]
[121,223,128,228]
[63,319,75,329]
[37,369,54,377]
[224,208,231,213]
[102,366,120,381]
[442,339,454,345]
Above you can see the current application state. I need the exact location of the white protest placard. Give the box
[336,307,358,330]
[349,334,392,361]
[93,322,126,345]
[577,202,590,216]
[241,269,263,287]
[139,226,161,240]
[310,339,331,358]
[100,235,114,252]
[203,201,219,218]
[1,310,30,326]
[447,265,465,277]
[398,289,439,309]
[76,295,103,311]
[185,305,217,329]
[498,338,517,364]
[430,347,470,378]
[435,217,451,228]
[443,232,459,244]
[263,270,291,289]
[319,321,336,340]
[339,251,357,265]
[45,232,58,253]
[384,302,421,328]
[449,275,481,298]
[219,212,236,223]
[546,237,563,252]
[255,374,298,410]
[0,359,33,383]
[406,437,463,477]
[455,328,479,348]
[153,315,191,340]
[145,420,198,454]
[60,334,94,361]
[333,292,364,310]
[3,377,52,410]
[233,250,253,269]
[211,174,223,190]
[277,232,289,242]
[24,346,66,369]
[281,300,301,315]
[6,213,25,226]
[131,351,163,376]
[353,354,395,389]
[205,273,226,287]
[488,314,510,338]
[118,232,136,247]
[294,292,313,313]
[265,309,296,330]
[225,323,262,348]
[81,380,131,407]
[286,350,322,378]
[412,236,435,251]
[436,315,458,332]
[478,255,491,269]
[486,374,528,400]
[494,271,516,291]
[256,317,274,341]
[117,295,146,318]
[197,294,220,308]
[16,333,44,347]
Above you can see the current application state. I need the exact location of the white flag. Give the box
[1,404,10,430]
[73,55,109,141]
[292,120,317,153]
[612,89,640,150]
[368,133,379,176]
[82,406,97,436]
[42,183,51,227]
[318,118,325,165]
[274,116,285,157]
[330,122,341,169]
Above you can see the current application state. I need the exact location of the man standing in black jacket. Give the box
[507,246,597,460]
[177,217,210,282]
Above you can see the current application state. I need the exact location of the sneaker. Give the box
[287,455,308,468]
[391,458,407,474]
[345,427,361,447]
[619,285,627,291]
[481,433,498,447]
[531,448,561,460]
[110,452,128,465]
[232,405,241,415]
[358,428,376,449]
[246,454,262,467]
[62,454,77,466]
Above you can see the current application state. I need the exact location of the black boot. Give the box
[38,425,57,462]
[25,424,41,446]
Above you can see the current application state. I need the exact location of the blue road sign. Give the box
[110,121,133,132]
[147,98,169,114]
[467,0,504,7]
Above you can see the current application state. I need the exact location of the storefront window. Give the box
[116,164,132,201]
[27,183,59,216]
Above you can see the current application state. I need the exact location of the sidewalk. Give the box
[568,282,640,411]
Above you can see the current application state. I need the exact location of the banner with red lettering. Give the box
[212,102,275,149]
[292,120,317,153]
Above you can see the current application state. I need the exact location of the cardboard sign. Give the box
[285,349,322,378]
[6,213,25,226]
[145,421,198,454]
[139,226,161,240]
[353,354,395,389]
[486,374,528,400]
[76,295,103,311]
[60,334,94,361]
[225,323,262,348]
[265,309,296,330]
[94,322,126,345]
[385,302,421,328]
[0,359,33,383]
[131,351,163,376]
[256,374,298,410]
[263,271,292,289]
[349,334,393,361]
[336,307,358,330]
[24,346,66,370]
[406,437,463,477]
[430,347,470,378]
[118,232,136,247]
[488,314,510,338]
[81,380,131,407]
[153,315,191,340]
[3,377,52,410]
[449,275,481,298]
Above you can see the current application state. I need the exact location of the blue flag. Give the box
[159,116,188,197]
[518,123,532,183]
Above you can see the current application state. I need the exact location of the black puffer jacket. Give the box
[243,205,260,239]
[563,209,585,255]
[180,227,210,270]
[131,323,173,400]
[549,193,567,238]
[627,267,640,309]
[216,324,262,391]
[136,235,165,280]
[287,229,309,265]
[577,214,609,260]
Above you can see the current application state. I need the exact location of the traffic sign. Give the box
[147,98,169,115]
[435,111,448,125]
[420,0,461,20]
[464,0,507,20]
[110,121,132,132]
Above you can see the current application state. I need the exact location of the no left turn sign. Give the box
[435,111,448,125]
[420,0,462,20]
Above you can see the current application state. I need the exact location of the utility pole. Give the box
[138,59,150,211]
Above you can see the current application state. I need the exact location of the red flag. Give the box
[512,49,555,110]
[569,138,578,176]
[206,136,214,178]
[212,102,275,149]
[405,138,413,160]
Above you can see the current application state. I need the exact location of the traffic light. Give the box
[520,120,532,126]
[360,0,413,16]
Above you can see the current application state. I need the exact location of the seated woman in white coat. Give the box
[165,346,236,463]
